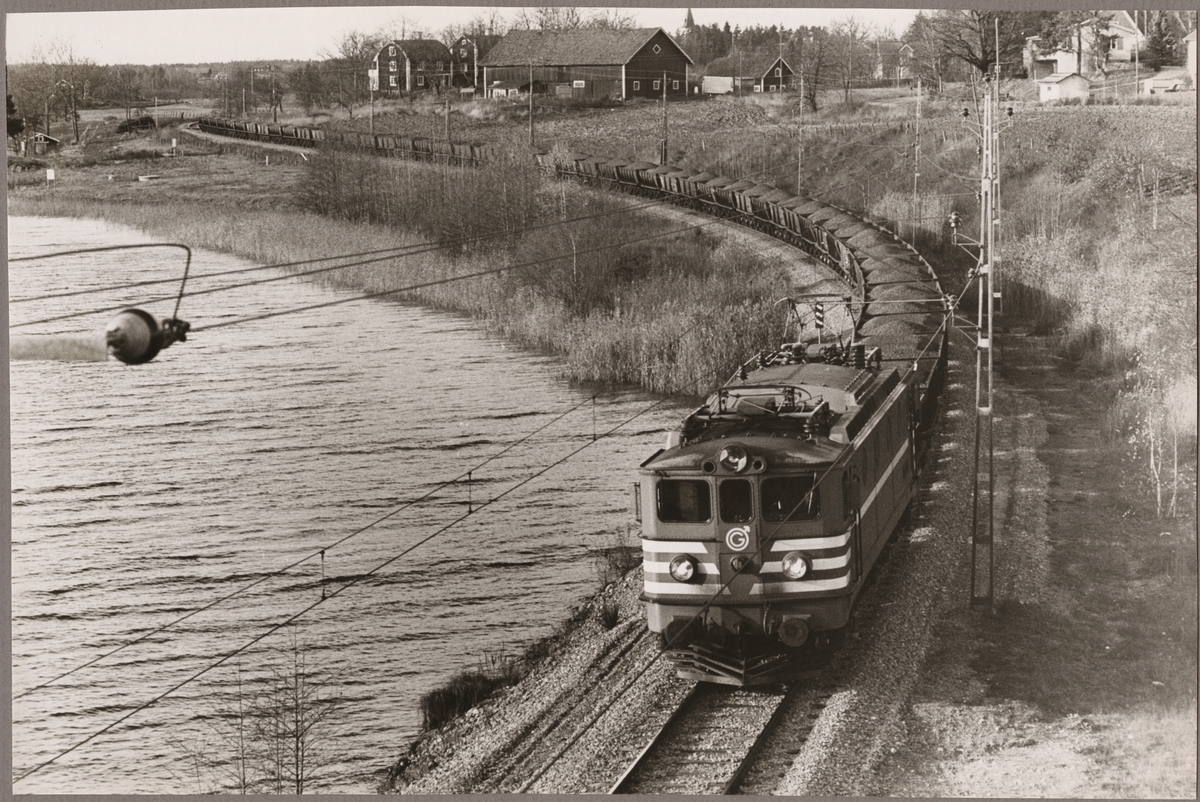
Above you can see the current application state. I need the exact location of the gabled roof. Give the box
[705,53,791,79]
[1038,72,1090,84]
[874,39,907,57]
[378,39,452,64]
[454,33,504,54]
[481,27,693,67]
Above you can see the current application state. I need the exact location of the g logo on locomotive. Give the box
[725,526,751,551]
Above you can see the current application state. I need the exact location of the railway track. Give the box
[487,622,654,791]
[606,667,852,795]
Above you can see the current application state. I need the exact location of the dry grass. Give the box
[1092,705,1197,798]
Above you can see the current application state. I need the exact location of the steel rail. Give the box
[607,682,702,794]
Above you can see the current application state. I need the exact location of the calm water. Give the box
[9,216,684,793]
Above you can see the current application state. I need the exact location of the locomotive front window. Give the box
[719,479,753,523]
[762,476,821,521]
[657,480,711,523]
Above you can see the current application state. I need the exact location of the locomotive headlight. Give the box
[719,445,749,473]
[669,554,699,583]
[781,551,811,580]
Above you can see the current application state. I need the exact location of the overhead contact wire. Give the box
[10,192,693,307]
[13,389,598,700]
[14,392,673,785]
[18,310,713,701]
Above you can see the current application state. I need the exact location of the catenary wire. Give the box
[12,305,717,702]
[13,390,676,785]
[9,188,710,307]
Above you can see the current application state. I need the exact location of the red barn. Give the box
[480,28,693,100]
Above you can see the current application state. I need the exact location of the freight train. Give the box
[193,117,952,684]
[193,115,490,166]
[529,153,951,686]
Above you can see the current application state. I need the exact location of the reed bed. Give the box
[11,157,792,397]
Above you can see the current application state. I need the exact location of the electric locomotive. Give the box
[635,339,920,686]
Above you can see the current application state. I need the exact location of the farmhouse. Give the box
[373,40,453,94]
[872,40,913,84]
[1037,72,1091,103]
[702,53,794,94]
[480,27,693,100]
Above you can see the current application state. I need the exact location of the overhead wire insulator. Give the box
[105,309,190,364]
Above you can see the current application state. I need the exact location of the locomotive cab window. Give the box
[762,475,821,521]
[657,480,711,523]
[719,479,753,523]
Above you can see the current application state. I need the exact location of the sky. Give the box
[5,4,921,66]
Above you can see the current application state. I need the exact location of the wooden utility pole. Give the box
[528,60,534,147]
[660,70,668,163]
[912,77,921,241]
[797,72,804,192]
[445,95,451,142]
[1134,10,1140,97]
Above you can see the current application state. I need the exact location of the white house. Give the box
[1024,11,1144,79]
[1037,72,1091,103]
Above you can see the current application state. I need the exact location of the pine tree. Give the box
[6,94,25,141]
[1143,11,1180,71]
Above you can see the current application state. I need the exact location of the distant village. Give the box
[6,8,1198,149]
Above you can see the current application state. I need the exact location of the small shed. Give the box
[1037,72,1090,103]
[32,132,61,155]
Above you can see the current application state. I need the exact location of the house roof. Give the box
[1038,72,1090,84]
[705,53,791,79]
[379,39,452,64]
[1185,30,1197,43]
[481,27,693,67]
[874,39,907,57]
[455,33,504,55]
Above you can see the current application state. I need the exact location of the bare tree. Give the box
[927,9,1050,76]
[251,634,341,794]
[790,26,831,113]
[904,12,955,91]
[169,635,342,795]
[321,29,383,116]
[587,8,638,30]
[511,6,585,31]
[830,14,874,102]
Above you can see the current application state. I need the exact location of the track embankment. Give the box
[382,334,1060,794]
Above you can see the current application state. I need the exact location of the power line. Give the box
[11,389,598,701]
[9,193,693,312]
[13,391,675,785]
